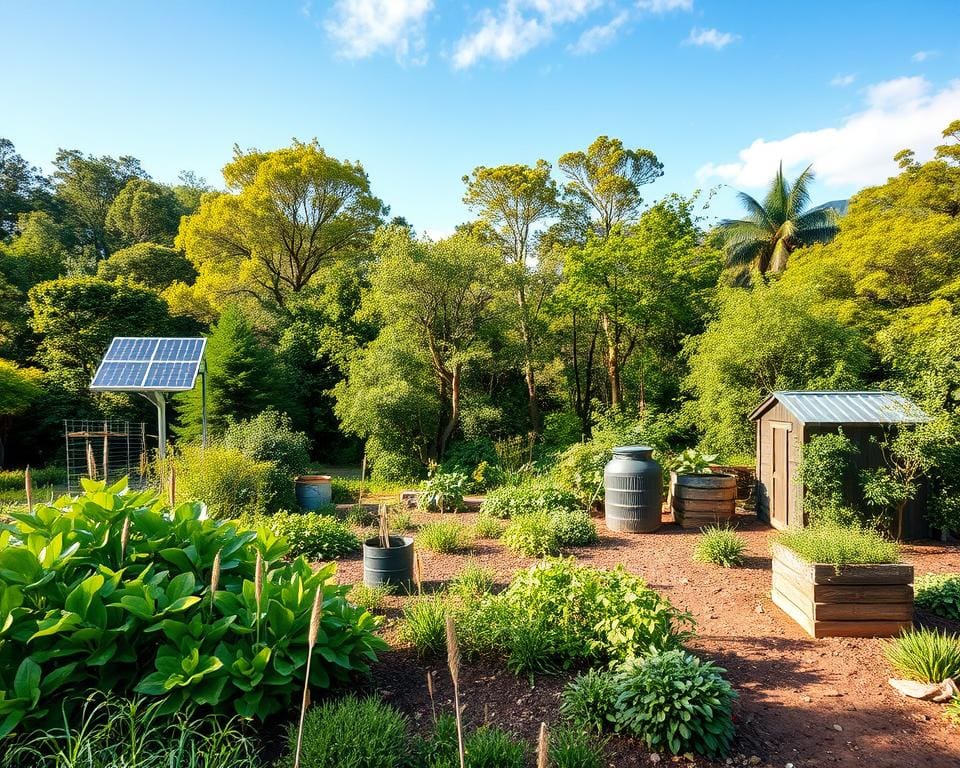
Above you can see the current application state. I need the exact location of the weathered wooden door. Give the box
[771,423,790,528]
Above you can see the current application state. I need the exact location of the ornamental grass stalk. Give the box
[293,587,323,768]
[446,615,465,768]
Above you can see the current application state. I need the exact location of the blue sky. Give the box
[2,0,958,236]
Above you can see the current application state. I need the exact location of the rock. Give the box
[786,763,794,768]
[832,724,843,732]
[749,757,762,765]
[649,754,661,764]
[754,603,764,613]
[800,695,811,703]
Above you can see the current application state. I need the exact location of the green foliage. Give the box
[398,596,447,657]
[473,512,503,540]
[0,361,43,468]
[547,725,605,768]
[480,481,579,520]
[560,668,616,734]
[608,649,737,758]
[502,511,597,556]
[389,509,415,532]
[277,696,410,768]
[669,447,716,475]
[0,479,386,738]
[0,466,65,492]
[774,524,900,566]
[414,715,526,768]
[172,444,279,518]
[106,178,183,247]
[348,582,395,614]
[419,472,468,513]
[441,438,502,490]
[796,431,859,526]
[1,694,260,768]
[914,573,960,621]
[883,628,960,683]
[693,525,746,568]
[416,521,472,554]
[222,408,311,476]
[246,510,360,561]
[945,696,960,727]
[97,243,196,291]
[449,562,495,598]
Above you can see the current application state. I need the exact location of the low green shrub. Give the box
[560,668,616,734]
[502,511,597,556]
[480,482,580,520]
[222,408,311,476]
[449,562,495,597]
[277,696,410,768]
[243,510,360,561]
[0,466,65,493]
[417,521,472,553]
[344,504,378,528]
[548,725,605,768]
[2,694,260,768]
[172,444,279,518]
[390,509,415,532]
[693,525,746,567]
[419,472,469,513]
[414,715,526,768]
[550,510,599,547]
[914,573,960,620]
[946,696,960,727]
[609,649,736,758]
[0,478,386,738]
[473,512,503,539]
[398,596,448,656]
[348,583,396,614]
[883,628,960,683]
[773,524,900,567]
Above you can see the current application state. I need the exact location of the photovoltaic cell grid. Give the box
[91,337,206,392]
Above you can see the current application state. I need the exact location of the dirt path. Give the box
[334,511,960,768]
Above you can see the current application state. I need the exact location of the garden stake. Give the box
[86,441,97,480]
[445,616,465,768]
[294,588,323,768]
[210,549,222,616]
[120,516,130,561]
[168,462,176,508]
[378,503,391,548]
[426,670,436,723]
[254,551,264,646]
[536,722,549,768]
[24,466,33,514]
[414,552,424,595]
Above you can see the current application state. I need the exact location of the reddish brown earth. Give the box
[334,509,960,768]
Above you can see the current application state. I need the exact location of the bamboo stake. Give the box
[378,503,391,548]
[426,670,436,723]
[168,462,177,508]
[414,552,424,596]
[294,588,323,768]
[24,466,33,514]
[536,722,549,768]
[446,616,465,768]
[85,441,97,480]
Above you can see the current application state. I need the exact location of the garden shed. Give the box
[748,391,929,536]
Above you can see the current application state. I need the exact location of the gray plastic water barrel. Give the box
[363,536,414,590]
[604,445,663,533]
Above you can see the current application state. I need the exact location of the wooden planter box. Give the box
[771,544,913,638]
[671,472,737,529]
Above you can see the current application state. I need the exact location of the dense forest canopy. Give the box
[1,123,959,519]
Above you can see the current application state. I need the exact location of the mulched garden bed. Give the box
[333,509,960,768]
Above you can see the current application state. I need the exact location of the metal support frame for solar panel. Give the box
[90,337,208,459]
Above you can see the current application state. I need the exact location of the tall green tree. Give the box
[177,140,386,310]
[175,305,277,441]
[0,211,68,291]
[0,138,51,240]
[106,178,183,247]
[0,360,42,467]
[96,243,196,291]
[719,164,838,277]
[463,160,559,433]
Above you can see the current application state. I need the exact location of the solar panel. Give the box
[90,337,206,392]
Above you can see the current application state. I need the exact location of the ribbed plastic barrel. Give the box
[363,536,414,590]
[604,445,663,533]
[295,475,332,510]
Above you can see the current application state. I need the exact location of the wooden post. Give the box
[86,441,97,480]
[25,466,33,513]
[102,420,109,481]
[168,462,177,508]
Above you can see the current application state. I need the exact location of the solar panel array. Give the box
[90,337,206,392]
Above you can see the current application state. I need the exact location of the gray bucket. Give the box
[363,536,414,590]
[604,445,663,533]
[295,475,332,510]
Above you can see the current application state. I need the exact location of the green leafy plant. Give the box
[1,694,260,768]
[669,448,716,475]
[449,562,494,598]
[693,525,746,567]
[473,512,503,539]
[480,482,579,520]
[414,714,526,768]
[914,573,960,621]
[277,695,410,768]
[609,649,736,758]
[773,524,900,567]
[0,466,65,493]
[344,504,378,528]
[883,628,960,683]
[348,583,396,614]
[502,511,597,556]
[0,478,386,738]
[945,696,960,727]
[560,669,615,734]
[241,510,360,561]
[550,510,599,547]
[419,472,469,513]
[795,431,860,526]
[417,521,472,553]
[390,509,415,532]
[548,725,605,768]
[398,596,448,657]
[169,444,280,518]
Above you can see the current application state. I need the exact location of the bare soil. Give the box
[334,508,960,768]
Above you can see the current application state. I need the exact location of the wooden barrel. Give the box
[671,473,736,529]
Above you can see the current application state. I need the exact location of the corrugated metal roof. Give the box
[748,391,929,425]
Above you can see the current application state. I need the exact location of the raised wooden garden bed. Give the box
[771,544,913,638]
[671,472,737,529]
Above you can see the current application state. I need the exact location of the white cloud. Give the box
[830,73,856,88]
[684,27,739,50]
[569,10,630,54]
[912,50,937,62]
[453,0,603,68]
[696,76,960,189]
[636,0,692,12]
[325,0,433,62]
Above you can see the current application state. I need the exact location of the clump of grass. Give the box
[548,725,605,768]
[417,521,472,553]
[390,509,416,532]
[344,505,377,528]
[559,668,615,734]
[348,582,396,613]
[693,524,746,568]
[773,524,900,566]
[397,595,447,656]
[883,628,960,683]
[449,561,495,597]
[474,511,504,539]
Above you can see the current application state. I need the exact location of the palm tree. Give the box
[720,163,839,276]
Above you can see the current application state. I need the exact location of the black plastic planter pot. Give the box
[363,536,414,590]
